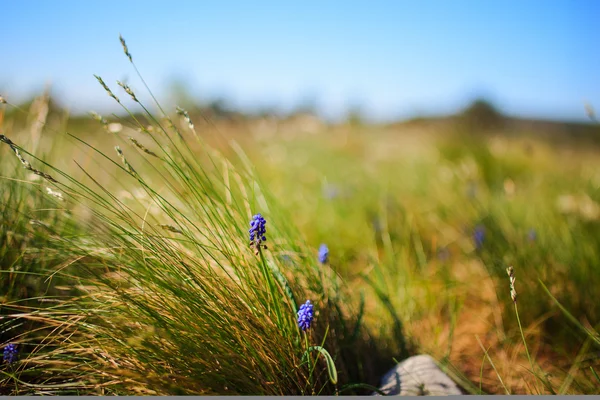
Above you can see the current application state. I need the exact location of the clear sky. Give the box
[2,0,599,122]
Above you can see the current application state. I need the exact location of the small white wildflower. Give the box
[503,178,515,196]
[580,195,600,221]
[108,123,123,133]
[557,194,577,214]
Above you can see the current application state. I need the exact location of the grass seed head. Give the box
[506,266,517,303]
[176,106,195,130]
[94,75,120,102]
[46,187,64,201]
[117,80,138,102]
[90,111,109,129]
[584,102,596,122]
[1,134,58,183]
[115,146,137,176]
[129,137,158,157]
[119,34,133,63]
[158,224,183,234]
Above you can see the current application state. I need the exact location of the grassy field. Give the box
[1,40,600,395]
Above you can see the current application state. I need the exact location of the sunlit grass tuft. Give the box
[1,38,600,395]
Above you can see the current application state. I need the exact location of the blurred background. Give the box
[2,0,599,123]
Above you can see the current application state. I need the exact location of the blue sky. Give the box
[2,0,599,122]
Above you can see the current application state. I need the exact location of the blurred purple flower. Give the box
[467,182,478,199]
[437,247,450,261]
[279,254,293,265]
[318,244,329,264]
[323,184,340,200]
[473,225,485,249]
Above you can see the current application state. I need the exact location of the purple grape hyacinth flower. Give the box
[323,184,340,200]
[249,213,267,255]
[297,300,314,331]
[318,244,329,264]
[437,246,450,262]
[473,225,485,250]
[3,343,18,364]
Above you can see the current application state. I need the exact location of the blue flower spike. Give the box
[3,343,18,364]
[249,213,267,255]
[318,244,329,264]
[297,300,314,332]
